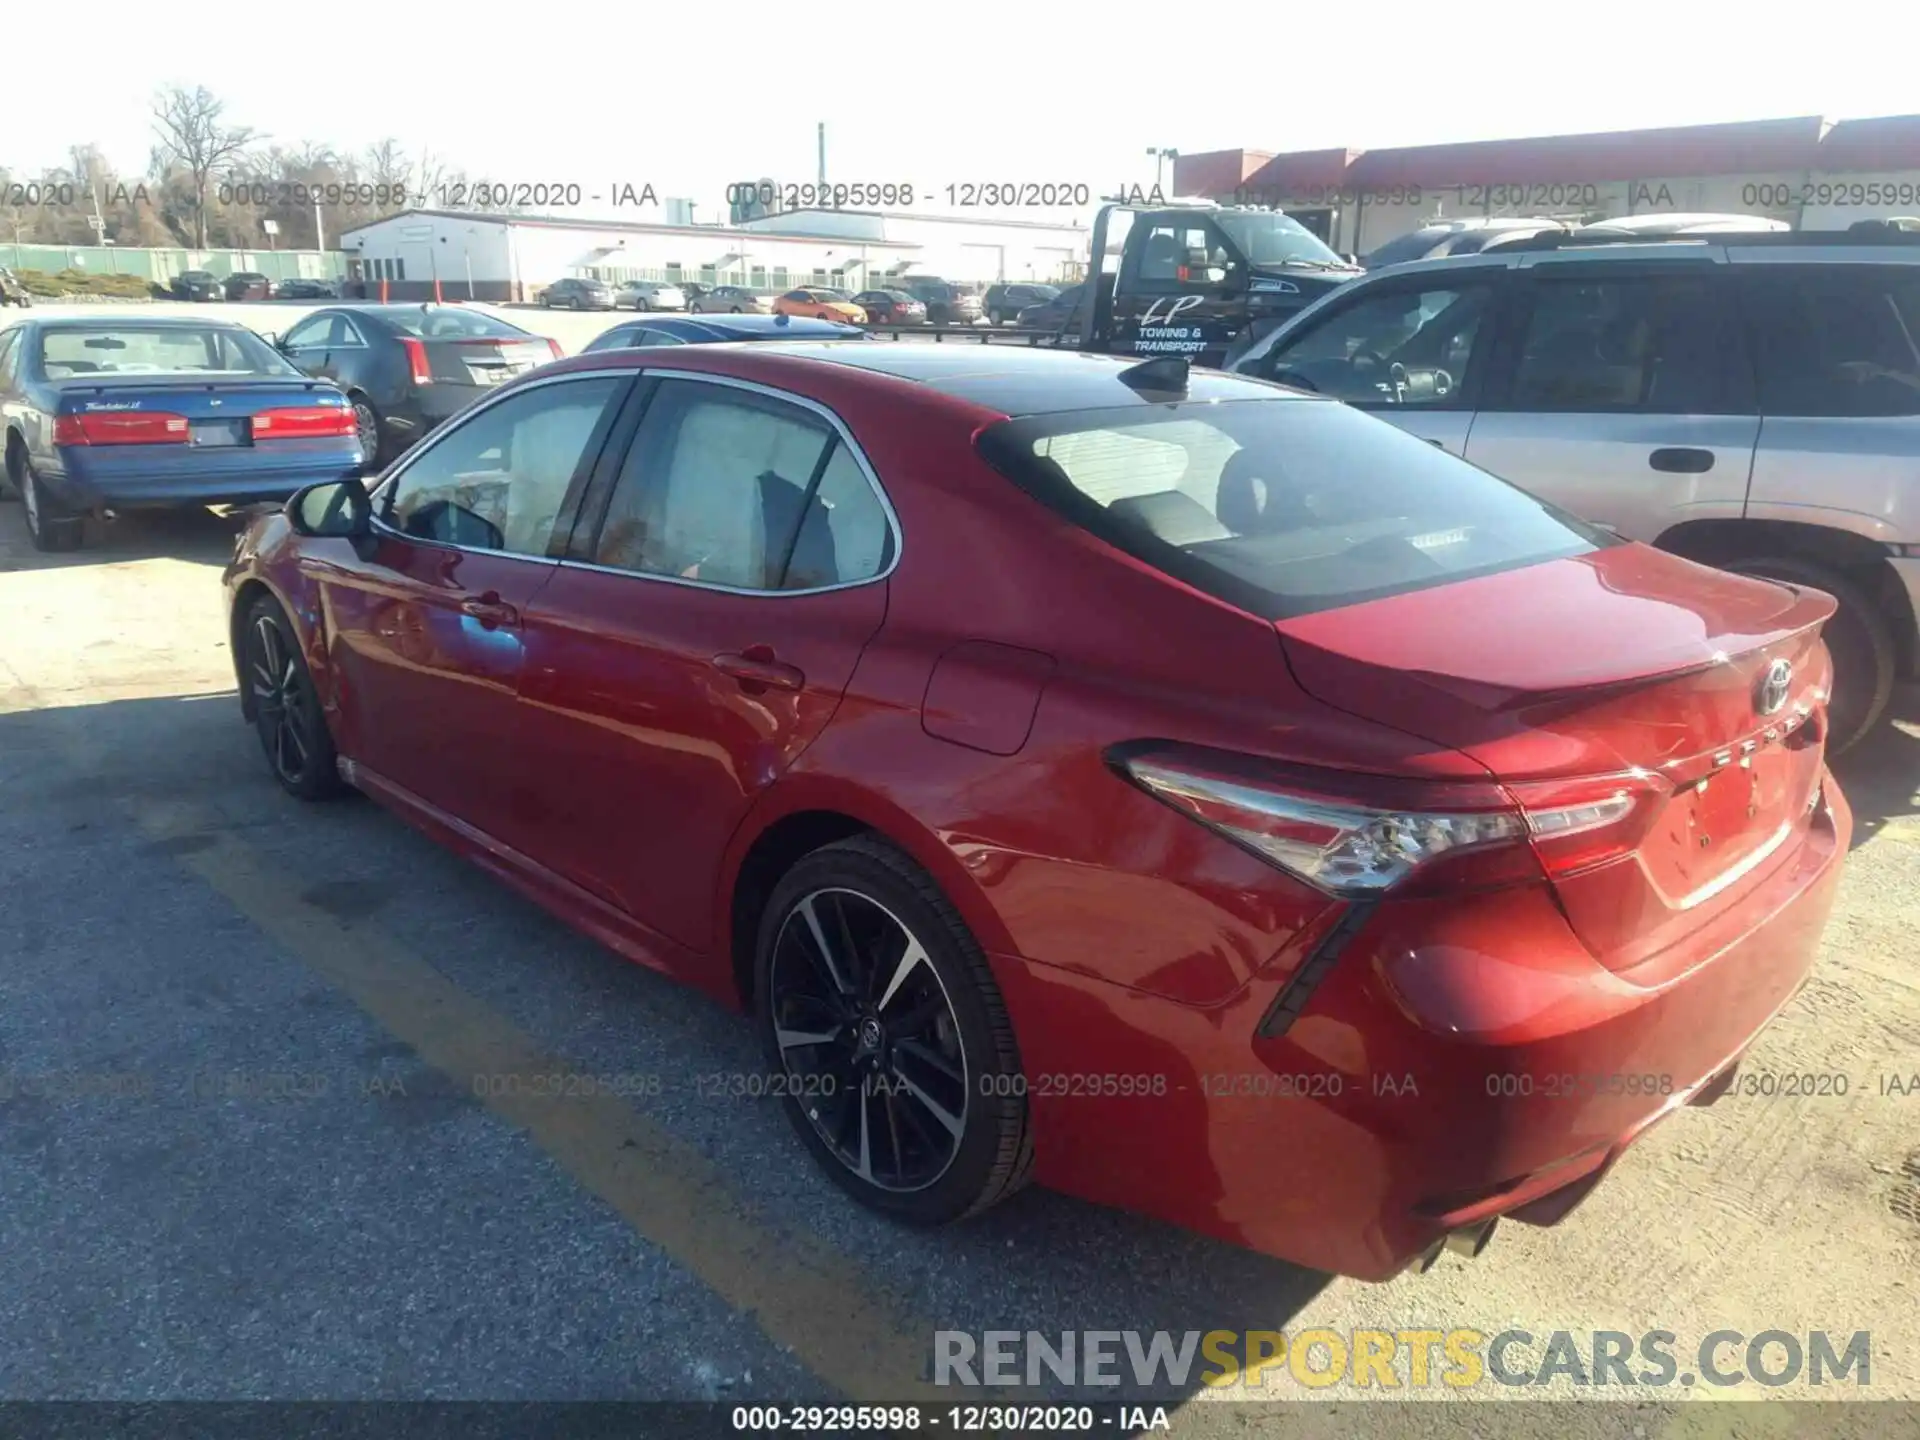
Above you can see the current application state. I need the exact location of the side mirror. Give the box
[287,478,373,539]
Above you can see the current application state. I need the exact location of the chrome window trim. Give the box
[365,366,638,563]
[552,367,903,599]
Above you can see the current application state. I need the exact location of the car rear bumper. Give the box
[44,443,364,510]
[992,772,1851,1281]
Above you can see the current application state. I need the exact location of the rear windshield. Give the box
[385,308,532,340]
[36,325,297,378]
[973,400,1608,618]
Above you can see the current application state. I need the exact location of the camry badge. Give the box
[1757,658,1793,716]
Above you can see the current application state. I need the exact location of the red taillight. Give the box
[399,336,433,385]
[252,405,356,439]
[545,337,563,361]
[1114,745,1665,898]
[53,411,190,446]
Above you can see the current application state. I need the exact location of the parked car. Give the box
[1360,218,1567,270]
[0,317,361,552]
[270,303,561,466]
[0,267,34,307]
[982,282,1060,325]
[1569,213,1790,237]
[170,270,224,302]
[225,272,276,301]
[1014,282,1083,331]
[275,277,341,300]
[227,340,1848,1282]
[691,286,778,315]
[615,280,688,312]
[543,277,617,311]
[1231,225,1920,749]
[851,289,927,325]
[774,287,868,323]
[579,314,870,353]
[894,276,983,324]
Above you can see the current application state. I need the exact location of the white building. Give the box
[337,208,1088,302]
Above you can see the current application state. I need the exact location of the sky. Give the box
[7,0,1916,225]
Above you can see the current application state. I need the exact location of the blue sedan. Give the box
[579,312,869,353]
[0,316,364,552]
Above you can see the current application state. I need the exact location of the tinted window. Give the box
[382,376,623,556]
[281,314,339,349]
[0,329,20,388]
[974,399,1604,618]
[1135,221,1223,290]
[384,308,531,340]
[36,326,295,377]
[1745,265,1920,417]
[1507,274,1734,413]
[591,380,892,590]
[1263,282,1493,406]
[1362,230,1450,269]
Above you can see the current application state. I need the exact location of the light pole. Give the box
[1147,147,1180,192]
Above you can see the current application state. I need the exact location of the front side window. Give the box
[280,314,338,350]
[382,376,624,557]
[975,399,1605,618]
[1744,265,1920,417]
[1506,273,1735,413]
[591,380,893,590]
[1263,282,1493,406]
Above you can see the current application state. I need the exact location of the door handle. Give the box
[1649,447,1715,474]
[713,648,806,692]
[1425,437,1446,448]
[460,591,519,629]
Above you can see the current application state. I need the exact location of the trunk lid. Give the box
[1275,544,1835,970]
[424,336,553,388]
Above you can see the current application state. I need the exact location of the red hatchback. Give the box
[224,343,1850,1281]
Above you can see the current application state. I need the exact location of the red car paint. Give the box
[226,343,1850,1280]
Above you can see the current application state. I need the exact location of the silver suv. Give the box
[1231,228,1920,750]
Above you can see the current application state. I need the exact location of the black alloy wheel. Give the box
[243,594,346,800]
[756,837,1033,1224]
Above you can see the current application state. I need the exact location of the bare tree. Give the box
[149,84,258,247]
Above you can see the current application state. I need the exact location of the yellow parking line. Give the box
[121,789,942,1403]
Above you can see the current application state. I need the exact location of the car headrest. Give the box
[1107,490,1230,547]
[1215,449,1276,535]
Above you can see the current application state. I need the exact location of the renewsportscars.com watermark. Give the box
[933,1329,1872,1391]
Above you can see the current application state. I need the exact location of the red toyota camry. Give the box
[223,342,1850,1281]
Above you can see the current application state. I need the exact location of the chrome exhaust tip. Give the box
[1443,1218,1498,1259]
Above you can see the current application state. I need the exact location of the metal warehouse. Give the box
[337,208,1090,302]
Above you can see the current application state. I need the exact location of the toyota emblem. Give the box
[1757,658,1793,716]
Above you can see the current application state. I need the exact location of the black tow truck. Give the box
[864,199,1361,366]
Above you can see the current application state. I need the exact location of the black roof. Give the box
[743,342,1296,414]
[640,314,860,338]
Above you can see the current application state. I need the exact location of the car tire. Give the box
[241,592,349,801]
[348,394,385,469]
[1728,555,1895,755]
[754,834,1035,1227]
[730,306,743,314]
[15,452,83,552]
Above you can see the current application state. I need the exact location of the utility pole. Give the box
[818,123,826,190]
[314,199,325,253]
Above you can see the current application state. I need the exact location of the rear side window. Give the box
[1743,265,1920,417]
[974,399,1606,618]
[1504,273,1737,413]
[590,379,894,590]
